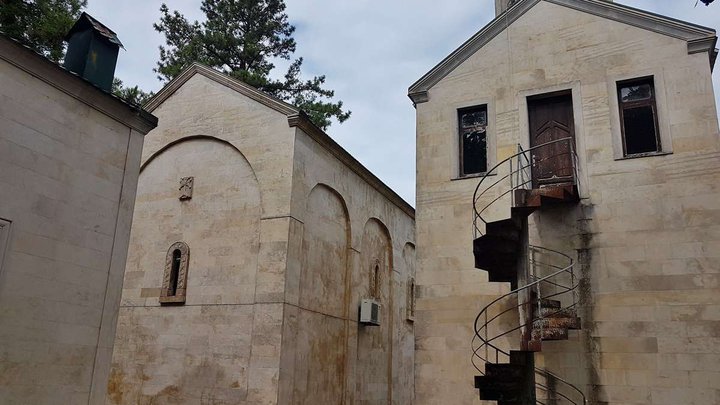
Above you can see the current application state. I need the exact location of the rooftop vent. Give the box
[63,12,123,92]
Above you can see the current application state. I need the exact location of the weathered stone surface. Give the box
[414,1,719,404]
[0,40,156,404]
[108,70,416,404]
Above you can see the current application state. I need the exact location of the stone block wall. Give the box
[414,2,719,404]
[0,54,148,404]
[108,70,416,404]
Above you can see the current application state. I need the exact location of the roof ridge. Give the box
[408,0,717,104]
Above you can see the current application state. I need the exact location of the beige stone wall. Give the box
[279,127,416,405]
[0,58,145,404]
[415,2,719,404]
[109,71,415,404]
[108,74,295,404]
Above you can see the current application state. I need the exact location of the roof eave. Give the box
[287,112,416,218]
[0,34,156,134]
[408,0,718,104]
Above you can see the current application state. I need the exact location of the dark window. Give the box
[168,249,181,296]
[372,264,380,299]
[618,78,661,156]
[459,105,488,175]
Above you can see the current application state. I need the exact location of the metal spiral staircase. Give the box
[471,138,587,405]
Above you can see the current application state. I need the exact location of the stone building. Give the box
[0,22,157,405]
[410,0,719,404]
[107,64,416,404]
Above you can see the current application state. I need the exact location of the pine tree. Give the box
[154,0,350,130]
[0,0,86,61]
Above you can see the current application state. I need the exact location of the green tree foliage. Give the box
[154,0,350,130]
[0,1,149,105]
[112,77,153,106]
[0,0,86,61]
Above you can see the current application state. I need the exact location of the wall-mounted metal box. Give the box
[359,298,380,326]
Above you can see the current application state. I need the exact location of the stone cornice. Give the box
[0,34,157,134]
[144,63,299,116]
[288,112,415,219]
[408,0,718,104]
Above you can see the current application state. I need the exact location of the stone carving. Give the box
[179,176,194,200]
[159,241,190,304]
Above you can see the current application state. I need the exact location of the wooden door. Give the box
[528,93,576,188]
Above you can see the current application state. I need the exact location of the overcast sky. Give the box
[85,0,720,206]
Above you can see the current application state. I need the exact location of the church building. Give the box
[411,0,719,404]
[107,64,416,404]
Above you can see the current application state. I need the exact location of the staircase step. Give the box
[479,389,521,402]
[486,218,522,241]
[531,326,569,341]
[538,298,561,309]
[475,375,524,391]
[514,185,579,209]
[509,350,534,366]
[535,307,577,319]
[473,234,520,255]
[473,251,516,272]
[485,363,524,379]
[533,316,581,330]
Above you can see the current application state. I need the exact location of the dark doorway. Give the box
[528,92,576,188]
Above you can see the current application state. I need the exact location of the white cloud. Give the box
[85,0,720,207]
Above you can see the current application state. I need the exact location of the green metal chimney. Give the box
[63,12,123,92]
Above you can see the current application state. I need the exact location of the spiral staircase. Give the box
[471,138,587,405]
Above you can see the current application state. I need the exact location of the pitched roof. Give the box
[0,33,156,133]
[408,0,718,104]
[145,63,415,217]
[145,63,299,114]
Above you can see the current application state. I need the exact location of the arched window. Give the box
[160,242,189,304]
[407,277,416,322]
[370,260,382,300]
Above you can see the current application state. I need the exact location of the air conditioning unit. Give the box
[359,298,380,326]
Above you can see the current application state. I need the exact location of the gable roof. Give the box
[145,63,415,218]
[408,0,718,104]
[145,63,299,115]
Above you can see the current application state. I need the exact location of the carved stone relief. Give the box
[179,176,194,200]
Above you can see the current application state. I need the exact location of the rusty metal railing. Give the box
[472,137,578,239]
[470,137,586,404]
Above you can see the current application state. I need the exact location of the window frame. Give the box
[406,277,415,322]
[160,241,190,304]
[458,104,490,178]
[617,77,662,158]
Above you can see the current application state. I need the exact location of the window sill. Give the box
[614,151,672,161]
[451,172,497,181]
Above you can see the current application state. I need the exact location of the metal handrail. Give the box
[471,245,585,404]
[470,137,586,404]
[472,246,575,365]
[472,137,578,239]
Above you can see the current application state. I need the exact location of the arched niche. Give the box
[125,136,262,305]
[292,183,350,404]
[356,217,393,403]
